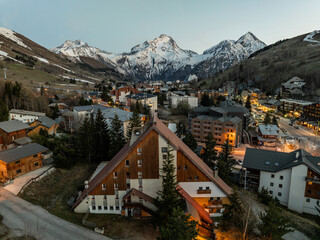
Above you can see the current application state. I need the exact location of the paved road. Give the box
[0,188,111,240]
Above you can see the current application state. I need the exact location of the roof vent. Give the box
[265,161,270,165]
[274,162,279,166]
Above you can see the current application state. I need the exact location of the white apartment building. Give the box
[243,148,320,215]
[169,94,198,108]
[9,109,45,123]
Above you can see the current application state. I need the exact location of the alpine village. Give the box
[0,3,320,240]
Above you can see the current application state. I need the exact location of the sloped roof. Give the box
[243,148,320,175]
[126,93,156,100]
[9,109,45,117]
[36,116,57,128]
[73,117,232,209]
[258,124,280,136]
[73,105,110,112]
[178,186,212,224]
[122,188,154,203]
[0,120,29,133]
[0,143,48,163]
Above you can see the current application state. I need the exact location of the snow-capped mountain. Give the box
[52,32,266,80]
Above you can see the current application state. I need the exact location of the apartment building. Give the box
[126,93,158,116]
[242,148,320,215]
[280,98,313,117]
[169,94,199,108]
[191,115,242,147]
[72,117,232,237]
[9,109,45,123]
[280,77,306,99]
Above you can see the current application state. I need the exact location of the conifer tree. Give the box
[176,120,186,138]
[126,111,142,140]
[109,113,125,158]
[93,109,110,162]
[264,112,272,124]
[182,131,197,152]
[0,99,9,122]
[272,115,278,126]
[201,133,217,170]
[217,138,236,184]
[78,117,94,163]
[258,202,293,240]
[245,95,251,112]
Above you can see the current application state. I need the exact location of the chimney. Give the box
[214,167,218,179]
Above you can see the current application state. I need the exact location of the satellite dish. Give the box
[84,180,89,185]
[85,185,89,189]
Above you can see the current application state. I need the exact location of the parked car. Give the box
[294,126,299,129]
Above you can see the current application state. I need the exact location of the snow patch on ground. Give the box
[303,30,320,44]
[0,27,31,50]
[61,75,95,85]
[0,50,8,56]
[52,64,74,73]
[34,56,49,64]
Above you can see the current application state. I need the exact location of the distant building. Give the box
[110,86,140,105]
[191,115,242,146]
[280,77,306,99]
[126,93,158,116]
[72,105,110,123]
[0,120,30,147]
[242,148,320,215]
[0,143,48,182]
[169,94,198,109]
[303,102,320,122]
[279,98,313,117]
[28,116,59,136]
[257,124,280,147]
[9,109,45,123]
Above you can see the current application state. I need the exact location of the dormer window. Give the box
[137,148,142,155]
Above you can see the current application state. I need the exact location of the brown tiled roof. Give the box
[73,117,232,209]
[178,186,212,224]
[122,188,154,203]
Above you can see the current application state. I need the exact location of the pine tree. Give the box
[155,144,183,225]
[126,111,142,140]
[272,115,278,126]
[50,104,59,119]
[264,112,272,124]
[109,113,125,158]
[0,99,9,122]
[245,95,251,112]
[258,202,293,240]
[217,138,236,184]
[93,109,110,162]
[201,133,217,170]
[182,131,197,152]
[78,117,94,163]
[200,93,213,106]
[159,207,198,240]
[176,120,186,138]
[220,192,244,231]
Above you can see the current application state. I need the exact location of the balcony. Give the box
[305,177,320,184]
[197,189,211,194]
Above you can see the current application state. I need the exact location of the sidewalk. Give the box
[4,164,55,195]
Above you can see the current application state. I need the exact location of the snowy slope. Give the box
[303,30,320,45]
[0,27,31,49]
[52,32,266,80]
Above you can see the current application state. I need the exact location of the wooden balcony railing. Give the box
[197,189,211,194]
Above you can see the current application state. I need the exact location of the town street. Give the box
[0,188,111,240]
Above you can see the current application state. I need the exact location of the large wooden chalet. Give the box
[73,117,232,237]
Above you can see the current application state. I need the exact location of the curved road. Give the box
[0,188,111,240]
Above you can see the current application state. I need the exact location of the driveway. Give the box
[4,164,55,195]
[0,188,111,240]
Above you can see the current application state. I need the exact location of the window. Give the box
[138,172,142,178]
[122,206,125,210]
[199,187,203,190]
[217,197,220,200]
[104,206,108,210]
[187,176,191,180]
[113,172,118,179]
[280,176,283,180]
[92,206,96,210]
[110,206,114,210]
[137,159,142,167]
[307,189,311,194]
[33,154,37,158]
[210,197,214,201]
[34,162,39,167]
[102,184,106,190]
[116,206,119,210]
[15,160,20,164]
[184,165,188,170]
[161,147,167,153]
[317,200,319,205]
[279,184,283,188]
[125,160,129,167]
[271,174,274,178]
[206,186,210,190]
[114,183,118,189]
[306,198,310,203]
[162,154,167,160]
[278,192,282,197]
[195,176,199,181]
[269,190,273,194]
[16,169,21,174]
[177,165,180,170]
[126,183,130,188]
[137,148,142,155]
[98,206,102,210]
[270,182,274,187]
[126,172,130,177]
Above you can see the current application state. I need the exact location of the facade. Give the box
[72,117,232,237]
[9,109,45,123]
[0,143,48,182]
[110,86,140,105]
[257,124,280,147]
[191,115,242,146]
[0,120,29,146]
[126,93,158,116]
[280,98,313,117]
[72,105,110,123]
[28,116,58,135]
[303,103,320,122]
[242,148,320,215]
[169,94,199,108]
[280,77,306,99]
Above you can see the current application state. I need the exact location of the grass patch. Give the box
[20,163,158,239]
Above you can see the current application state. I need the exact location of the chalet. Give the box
[0,120,29,146]
[0,143,48,182]
[28,116,58,136]
[9,109,45,123]
[242,148,320,215]
[257,124,280,147]
[72,117,232,237]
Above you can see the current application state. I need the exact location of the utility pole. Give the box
[3,68,7,80]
